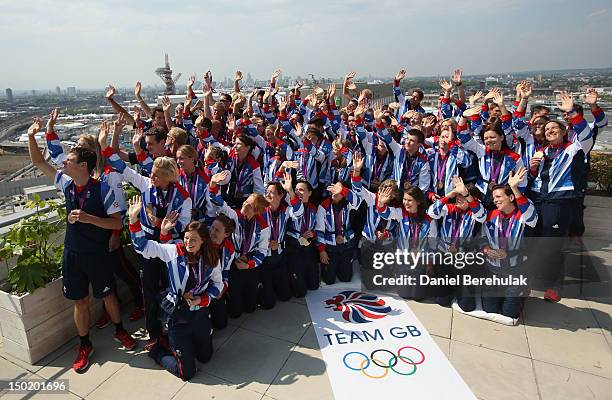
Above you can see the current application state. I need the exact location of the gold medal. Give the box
[299,237,310,247]
[436,181,444,190]
[335,235,345,245]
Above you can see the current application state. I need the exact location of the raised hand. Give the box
[105,85,116,100]
[135,81,142,98]
[271,69,282,80]
[519,81,532,99]
[585,88,598,106]
[234,70,243,81]
[345,71,357,81]
[378,186,393,204]
[492,90,504,107]
[326,181,344,197]
[203,71,213,89]
[395,69,406,81]
[162,96,172,112]
[508,167,527,188]
[28,117,42,137]
[484,88,500,102]
[128,195,142,224]
[132,106,141,124]
[558,91,574,113]
[113,113,126,137]
[210,170,229,187]
[132,127,144,152]
[423,115,436,130]
[462,106,481,118]
[451,69,462,86]
[352,151,364,173]
[187,75,196,91]
[281,171,294,195]
[98,120,111,149]
[328,83,336,99]
[160,210,179,234]
[47,108,59,132]
[439,79,452,92]
[452,176,467,196]
[468,90,483,106]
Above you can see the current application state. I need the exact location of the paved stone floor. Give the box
[1,196,611,400]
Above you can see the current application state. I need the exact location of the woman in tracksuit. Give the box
[350,152,399,291]
[317,180,361,284]
[427,177,487,309]
[481,168,538,318]
[260,174,304,309]
[208,171,270,317]
[285,179,320,296]
[99,139,192,350]
[175,145,211,223]
[388,185,438,302]
[529,92,593,302]
[128,196,222,381]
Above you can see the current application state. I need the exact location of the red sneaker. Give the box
[129,306,144,322]
[544,289,561,302]
[73,345,94,373]
[114,329,137,351]
[95,310,110,329]
[144,338,158,352]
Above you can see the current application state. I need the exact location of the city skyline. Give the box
[1,0,612,90]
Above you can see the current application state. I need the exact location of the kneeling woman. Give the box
[481,167,537,318]
[127,196,222,381]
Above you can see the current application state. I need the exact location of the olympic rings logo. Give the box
[342,346,425,379]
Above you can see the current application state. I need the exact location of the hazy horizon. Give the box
[2,0,612,91]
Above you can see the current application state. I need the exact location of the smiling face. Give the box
[62,152,88,177]
[183,230,203,254]
[492,187,515,212]
[403,193,419,213]
[532,118,547,143]
[145,135,166,157]
[544,121,565,145]
[295,182,312,204]
[153,111,166,128]
[149,166,171,189]
[265,184,283,206]
[484,130,503,151]
[176,149,195,172]
[439,129,453,149]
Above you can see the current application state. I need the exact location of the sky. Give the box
[1,0,612,91]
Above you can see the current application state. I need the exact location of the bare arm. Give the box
[27,118,57,180]
[106,85,135,125]
[234,70,242,94]
[134,81,152,117]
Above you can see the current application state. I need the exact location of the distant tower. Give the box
[56,86,61,96]
[66,87,76,97]
[155,54,182,95]
[31,90,36,97]
[5,88,13,103]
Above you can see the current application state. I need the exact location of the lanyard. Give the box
[301,208,311,233]
[270,209,281,241]
[156,185,174,210]
[409,219,421,246]
[403,156,415,182]
[489,152,503,183]
[188,254,204,295]
[241,218,256,257]
[450,212,464,244]
[374,155,385,179]
[333,204,343,234]
[70,178,93,210]
[436,152,449,184]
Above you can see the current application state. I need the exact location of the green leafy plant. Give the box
[589,152,612,193]
[0,194,66,294]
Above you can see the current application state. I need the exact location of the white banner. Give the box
[305,288,476,400]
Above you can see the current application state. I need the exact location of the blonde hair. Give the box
[79,134,104,179]
[153,156,179,182]
[168,127,188,147]
[177,144,197,160]
[247,193,269,215]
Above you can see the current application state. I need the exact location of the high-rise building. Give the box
[56,86,61,96]
[66,87,76,97]
[31,90,36,97]
[5,88,13,103]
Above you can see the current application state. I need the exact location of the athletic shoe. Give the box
[544,289,561,302]
[144,338,158,352]
[114,329,137,350]
[73,345,94,373]
[95,310,110,329]
[128,306,144,321]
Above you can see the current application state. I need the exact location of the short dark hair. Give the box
[491,184,513,197]
[531,105,550,116]
[151,106,164,119]
[69,147,97,174]
[407,128,425,144]
[295,179,313,193]
[237,134,255,149]
[465,183,481,200]
[266,181,286,198]
[214,214,236,235]
[412,89,424,101]
[145,126,168,143]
